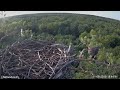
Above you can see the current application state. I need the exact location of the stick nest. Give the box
[0,40,79,79]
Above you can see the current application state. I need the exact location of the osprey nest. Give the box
[0,40,79,79]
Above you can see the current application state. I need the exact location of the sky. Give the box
[0,11,120,21]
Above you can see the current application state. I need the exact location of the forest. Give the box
[0,13,120,79]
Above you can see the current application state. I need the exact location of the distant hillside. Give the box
[1,13,120,24]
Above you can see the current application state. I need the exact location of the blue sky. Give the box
[1,11,120,21]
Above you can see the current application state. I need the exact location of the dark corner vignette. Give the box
[0,0,120,11]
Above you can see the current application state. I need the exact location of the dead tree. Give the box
[0,11,6,24]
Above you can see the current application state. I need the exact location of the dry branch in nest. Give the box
[0,40,79,79]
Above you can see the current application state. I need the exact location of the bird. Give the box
[87,46,99,60]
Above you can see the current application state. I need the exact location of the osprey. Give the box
[88,46,99,59]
